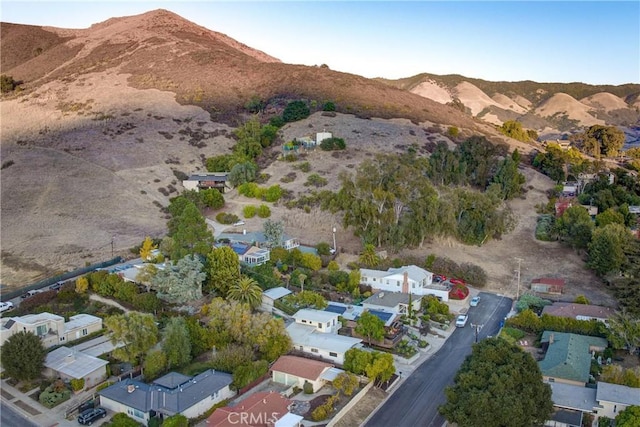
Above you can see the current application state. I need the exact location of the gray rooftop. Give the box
[263,287,292,301]
[293,308,338,323]
[362,291,422,308]
[547,381,597,411]
[64,314,101,332]
[45,347,108,379]
[99,369,233,414]
[153,372,192,389]
[596,381,640,406]
[286,323,362,354]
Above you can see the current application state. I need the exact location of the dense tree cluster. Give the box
[0,331,47,381]
[573,125,626,158]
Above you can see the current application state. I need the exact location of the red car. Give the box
[449,278,465,286]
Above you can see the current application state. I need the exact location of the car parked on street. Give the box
[0,301,14,313]
[470,296,481,307]
[21,289,43,299]
[77,407,106,425]
[455,313,469,328]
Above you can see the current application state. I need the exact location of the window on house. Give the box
[301,319,307,323]
[132,409,144,419]
[211,391,218,399]
[326,322,330,328]
[36,325,47,336]
[318,322,322,328]
[386,280,389,285]
[82,328,88,336]
[373,278,376,282]
[329,352,337,357]
[397,280,400,286]
[60,337,65,342]
[311,348,319,353]
[412,283,415,288]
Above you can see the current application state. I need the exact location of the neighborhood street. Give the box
[365,292,513,427]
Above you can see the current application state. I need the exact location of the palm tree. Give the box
[227,276,263,309]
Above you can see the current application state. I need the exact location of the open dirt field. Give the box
[0,71,616,307]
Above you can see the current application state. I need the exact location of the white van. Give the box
[0,301,14,312]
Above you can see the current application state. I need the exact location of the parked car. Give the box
[49,282,64,291]
[470,296,481,307]
[455,314,469,328]
[0,301,14,313]
[78,407,106,425]
[233,220,245,226]
[21,289,43,299]
[449,278,465,286]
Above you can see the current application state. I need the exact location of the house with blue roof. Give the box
[99,370,235,423]
[538,331,608,386]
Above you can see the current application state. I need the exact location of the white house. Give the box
[218,231,300,251]
[99,370,235,424]
[182,173,229,193]
[316,132,332,144]
[594,381,640,419]
[44,347,108,388]
[261,287,292,313]
[286,309,362,365]
[0,312,102,348]
[360,265,449,301]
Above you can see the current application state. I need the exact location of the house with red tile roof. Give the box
[271,355,341,393]
[206,391,303,427]
[542,303,615,326]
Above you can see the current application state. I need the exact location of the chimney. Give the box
[549,333,554,345]
[379,292,385,299]
[402,272,409,293]
[243,229,247,235]
[127,385,135,393]
[263,399,267,404]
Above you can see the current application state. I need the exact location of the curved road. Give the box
[366,292,513,427]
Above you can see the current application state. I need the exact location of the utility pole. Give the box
[515,257,523,300]
[111,236,115,258]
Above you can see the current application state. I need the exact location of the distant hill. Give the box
[380,73,640,134]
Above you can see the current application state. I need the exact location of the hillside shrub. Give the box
[320,137,346,151]
[535,215,555,241]
[232,360,268,390]
[237,182,263,198]
[39,380,71,408]
[257,205,271,218]
[243,205,257,218]
[323,101,336,112]
[1,74,17,93]
[305,173,328,187]
[283,100,310,122]
[303,380,314,394]
[448,284,469,300]
[263,185,282,202]
[70,378,85,392]
[216,212,240,224]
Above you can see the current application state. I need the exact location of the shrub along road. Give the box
[364,292,513,427]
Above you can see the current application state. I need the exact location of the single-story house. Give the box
[182,173,229,193]
[261,287,292,313]
[207,391,303,427]
[541,303,615,325]
[44,347,108,388]
[547,381,597,415]
[531,278,566,295]
[538,331,608,386]
[218,231,300,251]
[562,183,578,197]
[271,355,336,393]
[594,381,640,419]
[286,309,362,365]
[362,291,423,316]
[1,312,102,348]
[99,370,234,424]
[360,265,449,300]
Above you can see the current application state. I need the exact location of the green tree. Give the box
[344,348,373,376]
[595,208,625,227]
[170,201,214,260]
[555,205,594,249]
[243,205,257,218]
[580,125,626,158]
[227,276,263,309]
[162,317,192,369]
[0,331,47,381]
[200,188,225,209]
[105,313,158,365]
[574,295,590,305]
[607,309,640,355]
[284,290,327,310]
[300,253,322,271]
[316,242,331,256]
[206,154,238,172]
[153,255,206,303]
[499,120,530,142]
[136,263,158,292]
[263,219,284,247]
[359,244,380,267]
[355,311,385,346]
[365,351,395,383]
[323,101,336,111]
[332,372,359,396]
[234,117,263,160]
[184,316,215,358]
[283,100,310,122]
[616,406,640,427]
[492,150,525,200]
[439,338,553,427]
[588,223,632,275]
[207,246,241,296]
[228,162,257,187]
[162,414,189,427]
[143,349,167,381]
[109,413,140,427]
[257,204,271,218]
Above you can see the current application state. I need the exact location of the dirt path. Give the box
[89,293,131,313]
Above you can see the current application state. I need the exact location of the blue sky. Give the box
[1,1,638,85]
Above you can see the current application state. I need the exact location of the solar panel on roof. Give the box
[368,310,393,321]
[325,304,346,314]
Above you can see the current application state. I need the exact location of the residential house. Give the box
[218,231,300,252]
[207,391,303,427]
[542,303,615,326]
[316,132,332,145]
[44,346,108,388]
[562,182,579,197]
[271,355,340,393]
[0,312,102,348]
[326,302,405,349]
[99,370,234,424]
[594,381,640,418]
[286,309,362,365]
[362,291,423,316]
[360,265,449,301]
[531,278,566,295]
[538,331,608,386]
[261,287,292,313]
[182,173,229,193]
[544,409,584,427]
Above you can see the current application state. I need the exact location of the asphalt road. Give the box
[1,401,39,427]
[365,292,513,427]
